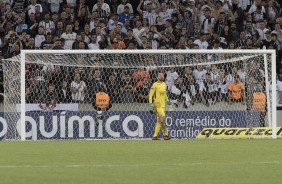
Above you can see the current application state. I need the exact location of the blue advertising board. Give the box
[0,111,260,140]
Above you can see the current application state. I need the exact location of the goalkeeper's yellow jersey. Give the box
[149,81,168,108]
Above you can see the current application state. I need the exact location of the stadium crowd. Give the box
[1,0,282,107]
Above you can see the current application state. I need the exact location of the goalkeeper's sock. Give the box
[153,123,161,138]
[161,124,168,137]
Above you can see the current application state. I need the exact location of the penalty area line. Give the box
[0,161,280,168]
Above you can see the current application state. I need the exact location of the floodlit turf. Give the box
[0,140,282,184]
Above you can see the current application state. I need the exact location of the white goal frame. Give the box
[19,49,277,140]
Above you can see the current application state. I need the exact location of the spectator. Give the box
[228,41,236,49]
[132,67,150,88]
[166,67,179,91]
[188,20,199,39]
[186,37,194,49]
[73,19,81,33]
[106,73,120,103]
[183,74,199,107]
[119,5,134,24]
[148,29,160,49]
[24,37,36,49]
[40,33,54,49]
[123,28,136,46]
[28,0,42,15]
[161,20,176,47]
[244,20,259,43]
[117,0,133,15]
[43,83,58,105]
[201,8,215,34]
[88,69,107,101]
[169,77,185,108]
[50,65,65,90]
[214,12,230,36]
[88,34,100,50]
[226,65,238,84]
[78,40,87,49]
[232,65,243,83]
[9,40,22,58]
[109,23,126,41]
[54,21,64,37]
[60,11,71,28]
[58,79,72,103]
[78,0,90,27]
[235,31,247,49]
[34,5,44,22]
[266,0,278,29]
[3,4,12,16]
[61,23,77,49]
[272,23,282,43]
[48,0,63,13]
[95,2,108,21]
[249,0,265,15]
[115,35,126,49]
[228,22,239,42]
[71,73,87,103]
[155,16,165,32]
[39,12,56,34]
[200,73,218,106]
[72,34,87,49]
[137,1,158,26]
[194,33,209,49]
[234,8,245,33]
[109,38,120,49]
[12,0,28,14]
[259,30,276,49]
[34,26,46,49]
[252,5,266,25]
[217,70,229,102]
[136,77,151,103]
[119,72,135,103]
[26,76,40,103]
[51,38,64,49]
[92,0,111,17]
[93,25,106,43]
[248,62,265,85]
[15,14,27,33]
[271,33,281,50]
[159,1,177,23]
[246,37,257,49]
[126,40,137,49]
[193,65,207,86]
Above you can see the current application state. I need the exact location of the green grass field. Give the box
[0,139,281,184]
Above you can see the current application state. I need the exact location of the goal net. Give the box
[2,50,277,140]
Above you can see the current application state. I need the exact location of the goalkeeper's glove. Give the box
[167,101,174,111]
[148,103,154,114]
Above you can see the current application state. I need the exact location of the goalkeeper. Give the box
[149,72,171,140]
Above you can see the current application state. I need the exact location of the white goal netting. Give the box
[2,50,276,140]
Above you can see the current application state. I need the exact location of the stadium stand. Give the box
[1,0,282,106]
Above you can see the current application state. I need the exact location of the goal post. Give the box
[3,49,277,140]
[20,51,26,141]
